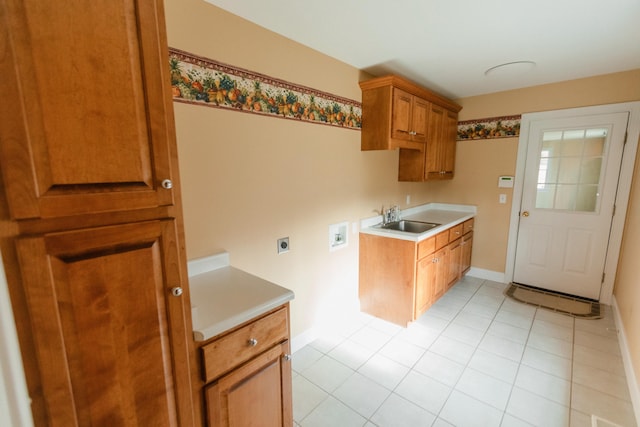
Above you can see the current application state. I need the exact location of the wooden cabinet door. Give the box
[411,97,429,143]
[425,104,445,179]
[391,88,413,141]
[442,110,458,178]
[447,238,462,289]
[206,341,293,427]
[15,220,194,426]
[415,254,435,318]
[461,232,473,276]
[432,247,448,301]
[0,0,177,220]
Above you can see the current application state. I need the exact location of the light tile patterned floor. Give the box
[292,276,638,427]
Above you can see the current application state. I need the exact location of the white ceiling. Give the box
[203,0,640,99]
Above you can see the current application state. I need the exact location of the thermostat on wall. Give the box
[498,176,514,188]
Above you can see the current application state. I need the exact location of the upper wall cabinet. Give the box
[359,75,462,181]
[0,0,178,220]
[390,88,428,147]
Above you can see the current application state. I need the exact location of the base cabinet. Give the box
[200,305,293,427]
[206,341,292,427]
[359,218,474,326]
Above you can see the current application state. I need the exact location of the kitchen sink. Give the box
[379,220,440,234]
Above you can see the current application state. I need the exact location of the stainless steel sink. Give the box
[379,220,440,234]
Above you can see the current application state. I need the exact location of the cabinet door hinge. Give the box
[624,131,628,145]
[602,272,605,283]
[612,204,616,217]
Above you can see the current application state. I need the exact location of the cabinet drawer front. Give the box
[202,307,289,383]
[463,218,474,235]
[435,231,449,249]
[449,224,463,241]
[417,237,435,259]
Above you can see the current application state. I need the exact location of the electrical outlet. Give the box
[277,237,289,254]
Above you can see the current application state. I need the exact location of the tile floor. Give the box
[291,276,638,427]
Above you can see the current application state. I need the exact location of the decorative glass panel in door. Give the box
[535,128,607,212]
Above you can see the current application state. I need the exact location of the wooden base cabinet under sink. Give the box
[359,218,474,326]
[200,305,293,427]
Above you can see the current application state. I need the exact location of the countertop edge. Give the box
[192,289,294,341]
[359,203,476,242]
[188,260,295,342]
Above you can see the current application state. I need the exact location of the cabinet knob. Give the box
[170,287,183,297]
[432,258,438,263]
[161,179,173,189]
[522,211,530,217]
[248,338,258,347]
[283,354,292,362]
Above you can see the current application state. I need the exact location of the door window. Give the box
[535,128,607,212]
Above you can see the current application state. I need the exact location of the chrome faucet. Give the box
[377,205,401,225]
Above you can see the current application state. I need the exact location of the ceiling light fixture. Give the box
[484,61,537,77]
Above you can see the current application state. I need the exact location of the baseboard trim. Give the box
[467,267,506,283]
[291,328,317,353]
[612,296,640,425]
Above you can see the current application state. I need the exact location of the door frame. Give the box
[505,102,640,304]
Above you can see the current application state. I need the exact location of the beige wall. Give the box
[164,0,640,386]
[164,0,438,338]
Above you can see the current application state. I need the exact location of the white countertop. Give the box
[188,254,295,341]
[360,203,476,242]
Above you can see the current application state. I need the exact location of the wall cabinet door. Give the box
[391,88,428,144]
[0,0,177,220]
[206,341,293,427]
[425,105,458,180]
[15,220,194,426]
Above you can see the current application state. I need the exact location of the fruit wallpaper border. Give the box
[457,115,521,140]
[168,47,362,130]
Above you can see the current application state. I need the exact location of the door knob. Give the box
[522,211,530,217]
[170,287,183,297]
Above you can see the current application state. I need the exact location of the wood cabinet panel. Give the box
[359,234,416,326]
[447,238,462,289]
[461,231,473,276]
[417,236,436,260]
[432,247,448,301]
[15,220,194,426]
[205,341,292,427]
[359,218,474,326]
[360,75,460,153]
[0,0,177,220]
[201,307,289,383]
[463,218,475,235]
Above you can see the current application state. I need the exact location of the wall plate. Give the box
[277,237,289,254]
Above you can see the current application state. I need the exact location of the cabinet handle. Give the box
[161,179,173,189]
[283,354,292,362]
[248,338,258,347]
[170,287,183,297]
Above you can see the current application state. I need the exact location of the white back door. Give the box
[513,112,629,299]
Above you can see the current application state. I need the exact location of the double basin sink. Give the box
[375,220,440,234]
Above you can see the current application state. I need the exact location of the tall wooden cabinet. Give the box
[0,1,196,426]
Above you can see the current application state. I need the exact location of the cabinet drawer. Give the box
[463,218,474,235]
[435,231,449,249]
[202,307,289,383]
[417,237,435,259]
[449,224,463,241]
